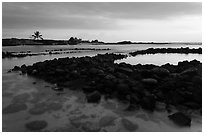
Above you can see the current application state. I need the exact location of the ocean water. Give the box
[2,43,202,132]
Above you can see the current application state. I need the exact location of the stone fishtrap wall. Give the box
[11,52,202,127]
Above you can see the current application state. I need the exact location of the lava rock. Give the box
[140,95,156,111]
[3,103,27,114]
[25,120,48,131]
[152,67,170,77]
[168,112,191,127]
[86,91,101,103]
[121,118,139,131]
[142,78,158,85]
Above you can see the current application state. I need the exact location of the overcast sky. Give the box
[2,2,202,42]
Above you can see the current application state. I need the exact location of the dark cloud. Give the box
[2,2,202,30]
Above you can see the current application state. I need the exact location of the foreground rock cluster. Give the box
[12,53,202,127]
[130,47,202,56]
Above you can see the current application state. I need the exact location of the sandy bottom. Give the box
[2,72,202,132]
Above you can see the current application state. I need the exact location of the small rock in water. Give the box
[25,120,48,131]
[52,86,64,91]
[32,82,37,84]
[86,91,101,103]
[168,112,191,127]
[3,103,27,114]
[121,118,139,131]
[99,116,116,127]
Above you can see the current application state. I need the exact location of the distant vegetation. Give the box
[32,31,43,40]
[3,32,190,46]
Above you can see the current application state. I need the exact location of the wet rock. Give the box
[99,116,116,127]
[82,86,95,93]
[170,91,185,105]
[168,112,191,127]
[29,102,63,115]
[31,69,37,75]
[81,121,100,132]
[155,101,166,111]
[89,68,99,74]
[86,91,101,103]
[12,93,31,103]
[25,120,48,131]
[12,66,21,71]
[117,83,129,93]
[3,103,27,114]
[56,68,65,74]
[183,102,201,109]
[140,95,156,111]
[32,81,37,84]
[105,74,116,80]
[29,106,47,115]
[142,78,157,85]
[121,118,139,131]
[52,86,64,91]
[180,67,198,76]
[152,67,170,77]
[116,67,133,75]
[125,104,140,111]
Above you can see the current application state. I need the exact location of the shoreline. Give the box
[2,48,111,58]
[2,47,202,59]
[10,52,202,127]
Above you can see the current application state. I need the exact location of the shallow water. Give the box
[115,53,202,65]
[2,72,202,132]
[2,43,201,53]
[2,44,202,132]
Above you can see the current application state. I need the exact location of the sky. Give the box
[2,2,202,42]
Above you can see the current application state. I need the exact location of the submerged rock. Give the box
[3,103,27,114]
[121,118,139,131]
[168,112,191,127]
[25,120,48,131]
[86,91,101,103]
[99,116,116,127]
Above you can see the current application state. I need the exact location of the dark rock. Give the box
[116,67,133,75]
[12,66,21,71]
[152,67,170,77]
[25,120,48,131]
[121,118,139,131]
[155,101,166,111]
[168,112,191,127]
[82,86,95,93]
[3,103,27,114]
[117,83,130,95]
[99,116,116,127]
[140,95,156,111]
[52,86,64,91]
[180,67,198,76]
[142,78,158,85]
[86,91,101,103]
[183,102,201,109]
[89,68,99,74]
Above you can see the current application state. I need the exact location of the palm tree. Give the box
[32,31,43,40]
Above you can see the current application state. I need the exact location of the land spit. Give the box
[130,47,202,56]
[2,48,111,58]
[11,51,202,127]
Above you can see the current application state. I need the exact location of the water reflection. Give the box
[115,54,202,65]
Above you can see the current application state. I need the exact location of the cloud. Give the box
[2,2,201,30]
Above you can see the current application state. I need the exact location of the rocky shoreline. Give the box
[2,48,111,58]
[130,47,202,56]
[11,52,202,127]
